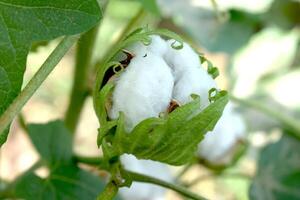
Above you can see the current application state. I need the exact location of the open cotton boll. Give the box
[127,35,168,57]
[164,40,217,108]
[119,154,173,200]
[109,52,174,132]
[197,102,246,164]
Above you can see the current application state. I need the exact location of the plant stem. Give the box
[0,35,78,136]
[74,155,207,200]
[230,96,300,140]
[97,181,118,200]
[74,155,103,166]
[65,27,99,133]
[126,170,207,200]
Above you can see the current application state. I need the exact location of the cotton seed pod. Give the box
[96,29,228,166]
[127,35,168,57]
[119,154,173,200]
[164,40,217,109]
[109,51,174,132]
[197,102,246,164]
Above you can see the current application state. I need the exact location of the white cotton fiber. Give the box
[119,154,173,200]
[198,102,246,164]
[164,40,217,109]
[109,52,174,132]
[127,35,168,57]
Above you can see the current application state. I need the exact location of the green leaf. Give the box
[134,0,160,16]
[0,0,102,146]
[249,135,300,200]
[28,120,73,166]
[17,121,110,199]
[14,165,105,200]
[103,92,228,166]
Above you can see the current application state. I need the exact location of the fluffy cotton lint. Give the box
[109,51,174,132]
[164,40,217,109]
[127,35,168,57]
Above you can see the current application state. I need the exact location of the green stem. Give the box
[74,155,207,200]
[97,181,118,200]
[126,170,207,200]
[65,27,99,133]
[0,35,78,136]
[230,96,300,140]
[74,155,104,166]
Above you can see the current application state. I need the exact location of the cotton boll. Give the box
[109,52,174,132]
[165,40,200,70]
[172,66,217,108]
[119,154,173,200]
[197,102,246,164]
[127,35,168,57]
[164,40,217,108]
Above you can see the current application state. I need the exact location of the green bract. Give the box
[93,28,228,166]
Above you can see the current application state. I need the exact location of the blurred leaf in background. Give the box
[28,121,73,166]
[265,0,300,30]
[12,120,105,200]
[14,165,105,200]
[133,0,160,16]
[250,135,300,200]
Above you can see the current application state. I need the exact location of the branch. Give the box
[73,155,104,166]
[74,155,207,199]
[0,35,78,136]
[65,27,99,133]
[97,181,118,200]
[126,170,207,200]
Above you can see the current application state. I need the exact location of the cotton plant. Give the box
[110,34,242,168]
[93,28,228,197]
[119,154,173,200]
